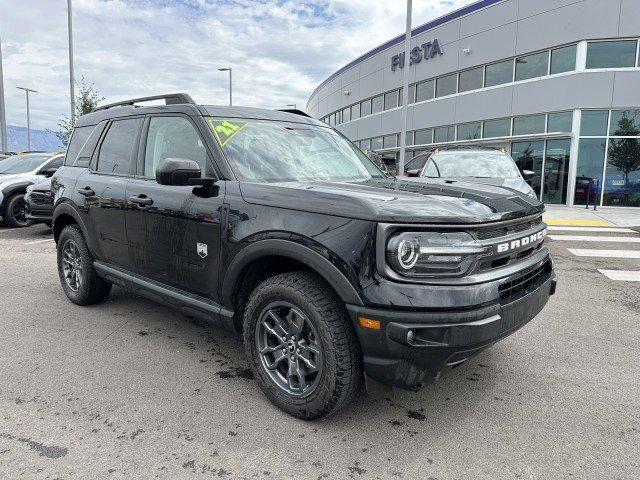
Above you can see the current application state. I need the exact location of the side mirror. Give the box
[43,167,58,178]
[405,169,421,177]
[156,158,203,186]
[522,170,537,181]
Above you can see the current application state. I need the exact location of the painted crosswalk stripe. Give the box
[25,238,55,245]
[547,235,640,243]
[598,270,640,282]
[547,226,636,233]
[568,249,640,259]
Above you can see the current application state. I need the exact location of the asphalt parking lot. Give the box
[0,223,638,479]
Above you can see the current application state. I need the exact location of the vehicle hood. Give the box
[31,177,52,191]
[0,172,35,186]
[444,176,536,196]
[239,177,544,224]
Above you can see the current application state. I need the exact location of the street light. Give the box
[0,34,8,151]
[218,67,232,106]
[398,0,412,177]
[16,86,37,151]
[68,0,76,123]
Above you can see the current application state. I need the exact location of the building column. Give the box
[567,109,582,206]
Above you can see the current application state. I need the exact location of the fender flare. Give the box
[52,202,90,245]
[2,181,34,202]
[221,239,364,308]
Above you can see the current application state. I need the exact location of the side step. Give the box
[93,261,234,330]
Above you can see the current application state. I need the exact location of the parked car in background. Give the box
[0,152,64,227]
[1,151,17,160]
[25,177,54,228]
[52,93,555,420]
[410,148,538,198]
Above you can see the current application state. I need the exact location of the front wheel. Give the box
[243,271,362,420]
[57,224,112,305]
[4,194,34,228]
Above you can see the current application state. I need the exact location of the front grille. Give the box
[29,191,53,206]
[498,260,552,305]
[476,216,542,240]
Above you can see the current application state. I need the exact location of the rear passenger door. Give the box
[76,117,142,267]
[126,115,224,298]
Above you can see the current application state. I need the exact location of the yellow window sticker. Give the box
[209,119,249,147]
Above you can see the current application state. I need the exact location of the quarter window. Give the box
[586,40,638,69]
[65,126,93,166]
[144,117,207,178]
[97,118,142,175]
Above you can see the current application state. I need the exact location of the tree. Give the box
[607,112,640,190]
[54,77,104,147]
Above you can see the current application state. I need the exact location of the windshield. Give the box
[209,118,385,183]
[0,154,47,174]
[422,152,521,178]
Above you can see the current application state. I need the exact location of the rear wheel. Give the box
[57,224,112,305]
[243,271,362,420]
[4,194,34,228]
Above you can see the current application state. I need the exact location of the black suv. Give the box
[52,94,556,419]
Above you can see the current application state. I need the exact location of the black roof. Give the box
[76,93,323,128]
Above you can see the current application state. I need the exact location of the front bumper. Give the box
[347,260,556,391]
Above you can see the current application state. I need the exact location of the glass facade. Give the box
[575,138,606,205]
[515,51,549,81]
[586,40,638,69]
[550,44,577,74]
[513,115,546,135]
[458,67,483,92]
[543,139,571,204]
[512,141,544,197]
[485,59,513,87]
[457,122,482,140]
[436,73,457,97]
[483,118,511,138]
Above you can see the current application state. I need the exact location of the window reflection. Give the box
[575,138,606,205]
[604,112,640,206]
[543,139,571,204]
[511,141,544,197]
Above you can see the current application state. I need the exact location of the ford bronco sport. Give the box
[52,94,556,420]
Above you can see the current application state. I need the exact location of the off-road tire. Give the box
[57,224,112,305]
[4,194,34,228]
[243,271,362,420]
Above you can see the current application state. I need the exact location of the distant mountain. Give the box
[3,125,65,152]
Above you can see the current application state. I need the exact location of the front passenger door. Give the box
[126,115,224,298]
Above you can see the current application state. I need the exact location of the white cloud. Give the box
[0,0,476,131]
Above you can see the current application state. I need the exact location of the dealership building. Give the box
[307,0,640,207]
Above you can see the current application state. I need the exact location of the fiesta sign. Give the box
[391,39,444,72]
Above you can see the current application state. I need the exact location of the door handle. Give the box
[77,186,95,196]
[129,195,153,206]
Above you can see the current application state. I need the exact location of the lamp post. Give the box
[0,34,8,151]
[16,86,37,151]
[398,0,412,177]
[67,0,75,123]
[218,67,232,106]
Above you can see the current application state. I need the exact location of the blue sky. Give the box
[0,0,475,131]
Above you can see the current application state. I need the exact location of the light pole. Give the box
[16,86,37,151]
[67,0,75,123]
[218,67,232,106]
[0,34,8,151]
[398,0,412,177]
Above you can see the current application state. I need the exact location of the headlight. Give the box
[26,184,34,194]
[386,231,486,278]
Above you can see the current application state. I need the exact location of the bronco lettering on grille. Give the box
[496,228,547,254]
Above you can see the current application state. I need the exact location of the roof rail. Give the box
[277,108,312,118]
[93,93,196,112]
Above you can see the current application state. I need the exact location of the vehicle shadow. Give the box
[103,286,506,432]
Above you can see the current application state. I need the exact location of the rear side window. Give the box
[65,126,93,165]
[97,119,142,175]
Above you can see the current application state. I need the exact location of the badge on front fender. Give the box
[197,242,208,258]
